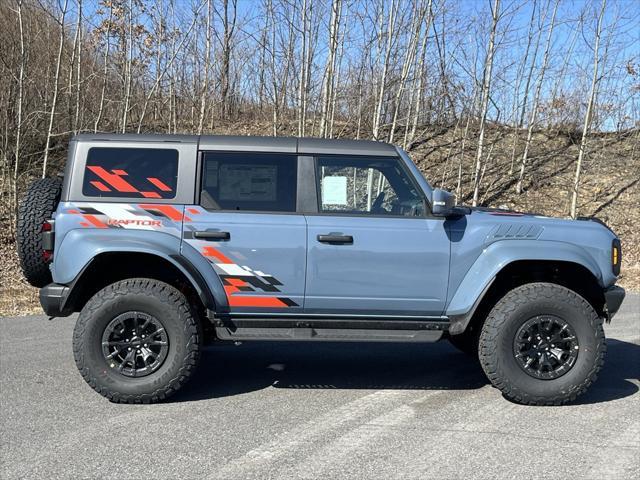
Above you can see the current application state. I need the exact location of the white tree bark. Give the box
[571,0,607,218]
[121,0,134,133]
[319,0,342,138]
[73,0,83,133]
[471,0,500,206]
[136,1,206,133]
[516,0,559,194]
[95,2,113,132]
[197,0,211,134]
[13,0,26,229]
[372,0,398,140]
[388,0,426,144]
[42,0,69,178]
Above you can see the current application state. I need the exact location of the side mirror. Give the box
[431,188,457,216]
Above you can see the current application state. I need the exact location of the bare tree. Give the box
[121,0,134,133]
[372,0,399,140]
[12,0,26,230]
[472,0,501,206]
[389,0,426,144]
[571,0,607,219]
[42,0,70,178]
[94,1,114,133]
[516,0,559,194]
[197,0,212,134]
[219,0,237,119]
[319,0,342,138]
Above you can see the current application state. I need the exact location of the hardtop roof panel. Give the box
[73,134,398,157]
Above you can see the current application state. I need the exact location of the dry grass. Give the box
[1,123,638,316]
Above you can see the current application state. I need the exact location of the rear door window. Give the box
[200,152,297,212]
[82,147,178,199]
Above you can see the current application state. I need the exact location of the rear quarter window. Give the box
[82,147,178,199]
[200,152,297,212]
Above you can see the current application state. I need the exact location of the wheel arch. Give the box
[54,230,228,315]
[448,259,605,336]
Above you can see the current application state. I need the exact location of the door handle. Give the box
[193,230,230,241]
[317,234,353,244]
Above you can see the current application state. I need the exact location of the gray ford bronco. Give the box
[17,134,625,405]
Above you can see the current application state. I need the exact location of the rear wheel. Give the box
[479,282,605,406]
[17,178,62,287]
[73,278,201,403]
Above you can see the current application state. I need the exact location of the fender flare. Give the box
[54,229,228,312]
[445,239,602,334]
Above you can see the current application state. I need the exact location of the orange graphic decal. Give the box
[147,177,172,192]
[227,296,290,308]
[87,166,138,193]
[202,246,233,264]
[90,181,111,192]
[139,204,189,222]
[82,214,108,229]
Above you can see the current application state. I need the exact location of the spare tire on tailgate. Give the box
[17,178,62,287]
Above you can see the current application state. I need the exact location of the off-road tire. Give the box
[479,282,606,406]
[17,178,62,287]
[73,278,201,404]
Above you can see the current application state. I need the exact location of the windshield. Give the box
[395,147,433,199]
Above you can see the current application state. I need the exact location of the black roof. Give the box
[73,134,398,157]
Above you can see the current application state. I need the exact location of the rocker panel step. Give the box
[215,326,444,343]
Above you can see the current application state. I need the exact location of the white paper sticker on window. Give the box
[219,164,277,202]
[322,176,348,205]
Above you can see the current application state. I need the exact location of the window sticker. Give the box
[219,164,278,202]
[205,160,218,187]
[322,176,348,205]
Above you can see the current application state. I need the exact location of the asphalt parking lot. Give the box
[1,294,638,479]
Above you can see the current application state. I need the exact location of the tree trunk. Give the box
[319,0,342,138]
[220,0,237,119]
[197,0,211,134]
[13,0,26,232]
[372,0,398,140]
[516,0,559,194]
[95,2,114,132]
[73,0,83,133]
[389,0,426,144]
[571,0,606,219]
[42,0,70,178]
[121,0,134,133]
[471,0,500,206]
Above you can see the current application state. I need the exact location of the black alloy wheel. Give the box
[101,311,169,378]
[513,315,579,380]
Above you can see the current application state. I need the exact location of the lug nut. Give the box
[128,347,132,351]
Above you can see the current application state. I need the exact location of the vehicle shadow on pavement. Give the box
[173,341,487,401]
[572,338,639,405]
[173,337,637,404]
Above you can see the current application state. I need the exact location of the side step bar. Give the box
[212,315,449,343]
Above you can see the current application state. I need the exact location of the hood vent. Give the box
[488,223,543,241]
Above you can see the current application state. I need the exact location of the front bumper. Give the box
[39,283,72,317]
[604,285,625,321]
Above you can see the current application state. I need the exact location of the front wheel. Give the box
[479,283,606,406]
[73,278,201,403]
